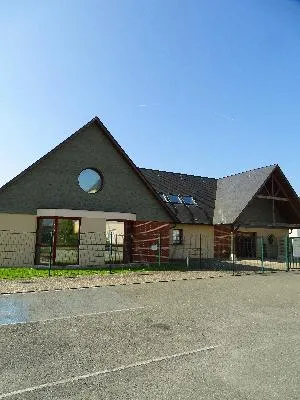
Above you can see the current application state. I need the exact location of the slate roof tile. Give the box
[140,165,277,225]
[213,165,277,224]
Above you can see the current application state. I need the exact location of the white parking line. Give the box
[0,345,219,398]
[0,306,146,326]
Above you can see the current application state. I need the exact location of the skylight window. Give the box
[167,194,182,204]
[182,195,196,205]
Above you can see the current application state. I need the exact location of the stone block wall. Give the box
[0,214,36,266]
[79,217,106,267]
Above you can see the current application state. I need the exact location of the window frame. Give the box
[172,228,183,245]
[78,168,104,194]
[36,216,81,265]
[181,195,196,205]
[167,194,182,204]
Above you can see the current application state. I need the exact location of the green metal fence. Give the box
[167,232,290,274]
[0,229,298,275]
[286,237,300,271]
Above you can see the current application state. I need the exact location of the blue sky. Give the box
[1,0,300,193]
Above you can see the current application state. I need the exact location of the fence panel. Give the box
[0,227,293,274]
[288,237,300,270]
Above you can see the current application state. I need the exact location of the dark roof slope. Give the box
[213,165,276,224]
[139,168,217,224]
[140,165,278,225]
[0,115,286,225]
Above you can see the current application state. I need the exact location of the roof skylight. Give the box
[159,193,197,205]
[182,195,196,205]
[167,194,182,204]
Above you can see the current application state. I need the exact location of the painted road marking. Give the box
[0,345,219,398]
[0,306,146,326]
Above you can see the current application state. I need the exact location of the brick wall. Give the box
[214,225,232,259]
[128,221,171,263]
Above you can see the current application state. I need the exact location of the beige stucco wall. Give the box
[106,221,124,245]
[0,213,36,266]
[0,213,36,232]
[289,229,300,238]
[79,217,106,266]
[170,224,214,259]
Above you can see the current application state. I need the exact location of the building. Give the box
[0,117,299,267]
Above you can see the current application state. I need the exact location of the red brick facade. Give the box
[124,221,171,263]
[214,225,232,259]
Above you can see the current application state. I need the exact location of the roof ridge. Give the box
[217,164,278,180]
[139,167,216,180]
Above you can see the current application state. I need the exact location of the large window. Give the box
[37,218,55,246]
[172,229,183,245]
[36,217,80,265]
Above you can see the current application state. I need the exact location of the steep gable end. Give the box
[236,166,300,226]
[213,165,276,224]
[0,118,174,222]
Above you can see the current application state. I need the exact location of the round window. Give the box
[78,168,103,194]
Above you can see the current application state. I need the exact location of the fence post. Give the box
[199,234,202,268]
[109,232,113,274]
[231,231,235,275]
[261,236,264,273]
[285,236,290,272]
[158,233,161,268]
[48,231,53,277]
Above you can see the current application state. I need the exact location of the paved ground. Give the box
[0,272,299,399]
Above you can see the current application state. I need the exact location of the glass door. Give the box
[55,218,80,265]
[35,218,55,265]
[35,217,80,265]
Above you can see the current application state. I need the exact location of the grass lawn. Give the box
[0,261,193,280]
[0,266,149,280]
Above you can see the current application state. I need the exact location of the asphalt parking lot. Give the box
[0,272,299,399]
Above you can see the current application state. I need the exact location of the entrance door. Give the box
[235,232,256,259]
[35,217,80,265]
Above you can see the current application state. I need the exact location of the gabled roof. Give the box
[0,117,177,221]
[1,116,298,226]
[139,165,291,225]
[213,165,277,224]
[139,168,216,224]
